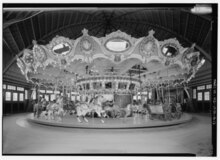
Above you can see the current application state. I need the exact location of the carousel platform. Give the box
[27,113,192,129]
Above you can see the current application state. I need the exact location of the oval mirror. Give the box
[105,39,130,52]
[162,45,178,57]
[53,42,71,56]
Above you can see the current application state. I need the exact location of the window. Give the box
[204,92,210,101]
[93,82,102,89]
[197,92,203,101]
[105,82,112,89]
[149,91,152,99]
[71,96,75,101]
[83,84,86,90]
[8,85,16,90]
[86,83,90,90]
[78,85,83,91]
[118,82,127,89]
[54,91,60,94]
[31,90,36,100]
[76,96,80,101]
[129,83,135,90]
[206,84,212,89]
[3,84,6,89]
[5,92,11,101]
[46,90,53,94]
[25,90,28,99]
[39,90,45,93]
[13,92,18,101]
[193,89,197,99]
[50,94,56,101]
[17,87,24,91]
[45,95,49,101]
[19,93,24,101]
[197,86,205,90]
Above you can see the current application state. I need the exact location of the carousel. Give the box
[17,29,205,128]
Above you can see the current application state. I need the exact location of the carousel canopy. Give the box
[16,28,205,93]
[3,5,213,88]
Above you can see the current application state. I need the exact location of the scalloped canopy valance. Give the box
[17,28,205,92]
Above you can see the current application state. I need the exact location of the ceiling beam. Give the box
[112,9,146,20]
[40,20,103,42]
[30,17,36,40]
[3,38,15,55]
[7,28,20,53]
[171,10,174,31]
[92,23,105,37]
[56,11,61,30]
[163,9,167,28]
[51,11,54,32]
[184,12,189,37]
[202,26,212,47]
[16,23,25,48]
[3,50,23,75]
[45,12,48,35]
[178,10,181,34]
[3,77,31,88]
[191,15,197,40]
[3,11,43,29]
[37,13,42,38]
[189,78,211,85]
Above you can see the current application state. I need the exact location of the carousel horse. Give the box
[33,100,43,118]
[54,97,65,121]
[124,104,133,117]
[75,102,91,123]
[45,97,65,121]
[75,95,106,123]
[33,101,39,118]
[102,101,121,118]
[65,101,77,115]
[130,103,141,113]
[46,101,57,120]
[176,103,182,119]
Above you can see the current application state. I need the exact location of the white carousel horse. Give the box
[75,102,91,123]
[46,102,58,120]
[54,97,65,121]
[91,95,108,122]
[75,95,106,123]
[124,104,133,117]
[40,110,48,119]
[45,97,65,121]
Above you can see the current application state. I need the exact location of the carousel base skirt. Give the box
[27,113,192,129]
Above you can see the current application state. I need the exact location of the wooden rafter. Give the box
[3,38,15,55]
[7,28,20,53]
[184,12,189,37]
[37,13,42,38]
[30,18,36,40]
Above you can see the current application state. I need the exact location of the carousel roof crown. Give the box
[17,29,205,93]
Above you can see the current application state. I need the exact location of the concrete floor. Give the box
[2,113,213,156]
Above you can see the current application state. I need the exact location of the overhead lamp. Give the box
[191,5,212,15]
[201,58,206,65]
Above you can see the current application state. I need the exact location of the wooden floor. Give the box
[2,113,212,156]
